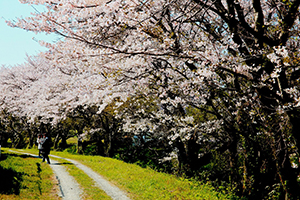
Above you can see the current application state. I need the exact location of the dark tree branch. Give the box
[278,0,300,45]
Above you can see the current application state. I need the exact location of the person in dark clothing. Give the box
[41,133,51,164]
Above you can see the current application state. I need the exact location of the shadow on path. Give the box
[50,162,74,166]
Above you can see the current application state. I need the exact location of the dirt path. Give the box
[9,150,131,200]
[48,158,83,200]
[50,155,131,200]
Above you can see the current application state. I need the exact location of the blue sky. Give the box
[0,0,58,67]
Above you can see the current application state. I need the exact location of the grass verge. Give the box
[14,147,236,200]
[53,156,111,200]
[0,148,59,200]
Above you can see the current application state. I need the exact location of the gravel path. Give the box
[49,158,83,200]
[50,155,131,200]
[9,150,131,200]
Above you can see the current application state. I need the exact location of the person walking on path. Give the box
[41,133,51,164]
[36,134,44,158]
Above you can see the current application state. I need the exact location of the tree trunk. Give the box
[107,131,114,157]
[53,134,60,149]
[187,135,201,173]
[28,130,35,148]
[77,130,83,154]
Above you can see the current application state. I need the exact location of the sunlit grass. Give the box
[8,147,236,199]
[0,148,59,200]
[53,151,234,199]
[68,154,233,200]
[53,157,111,200]
[66,137,78,145]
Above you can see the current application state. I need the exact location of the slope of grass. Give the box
[0,149,59,200]
[14,147,236,200]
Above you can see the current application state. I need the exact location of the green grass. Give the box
[0,149,59,200]
[66,137,78,145]
[3,147,236,199]
[53,157,111,200]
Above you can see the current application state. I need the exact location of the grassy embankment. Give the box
[1,147,237,200]
[0,149,59,200]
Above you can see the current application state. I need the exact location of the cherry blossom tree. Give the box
[2,0,300,198]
